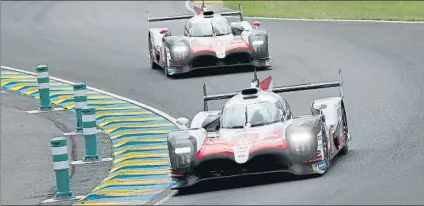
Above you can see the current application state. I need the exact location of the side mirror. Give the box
[176,117,189,126]
[160,28,169,34]
[230,22,245,35]
[252,21,261,28]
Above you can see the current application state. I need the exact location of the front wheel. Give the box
[148,37,160,70]
[315,126,331,176]
[339,105,349,155]
[163,47,171,77]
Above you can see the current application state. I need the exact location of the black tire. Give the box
[339,104,349,155]
[163,46,171,78]
[148,35,158,70]
[316,125,331,176]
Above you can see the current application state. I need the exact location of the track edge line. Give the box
[1,65,181,127]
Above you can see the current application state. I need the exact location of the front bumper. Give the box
[170,148,324,189]
[167,53,271,76]
[171,163,317,189]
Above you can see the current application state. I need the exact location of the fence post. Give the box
[36,65,51,110]
[73,82,87,131]
[82,107,98,160]
[50,137,73,197]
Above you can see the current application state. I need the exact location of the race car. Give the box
[146,6,271,77]
[167,69,352,188]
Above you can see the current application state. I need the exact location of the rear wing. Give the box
[202,69,344,111]
[146,3,244,23]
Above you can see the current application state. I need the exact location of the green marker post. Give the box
[36,65,51,110]
[81,107,98,160]
[73,83,87,131]
[50,137,73,197]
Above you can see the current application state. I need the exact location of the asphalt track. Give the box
[2,1,424,205]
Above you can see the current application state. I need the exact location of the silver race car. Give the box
[146,6,270,77]
[168,69,351,188]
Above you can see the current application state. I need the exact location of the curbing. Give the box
[1,65,183,205]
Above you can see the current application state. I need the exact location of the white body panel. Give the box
[190,110,221,128]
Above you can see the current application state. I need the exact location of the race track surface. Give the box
[2,1,424,204]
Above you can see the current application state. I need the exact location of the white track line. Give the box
[153,190,178,205]
[1,65,183,129]
[184,0,424,24]
[232,16,424,24]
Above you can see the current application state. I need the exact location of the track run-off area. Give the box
[1,1,424,205]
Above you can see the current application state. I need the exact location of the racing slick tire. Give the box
[148,35,159,70]
[163,46,172,78]
[339,104,349,155]
[315,125,331,177]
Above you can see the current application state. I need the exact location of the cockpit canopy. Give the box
[221,101,282,129]
[185,15,232,37]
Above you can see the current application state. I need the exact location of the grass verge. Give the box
[224,1,424,21]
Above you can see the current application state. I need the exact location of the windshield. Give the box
[188,18,232,37]
[212,18,232,36]
[221,102,281,129]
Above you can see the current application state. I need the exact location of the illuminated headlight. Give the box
[290,132,314,144]
[251,35,266,47]
[175,147,191,154]
[173,46,188,53]
[252,40,264,46]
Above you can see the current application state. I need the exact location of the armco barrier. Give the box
[1,66,178,205]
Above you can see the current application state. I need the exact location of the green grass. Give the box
[224,1,424,21]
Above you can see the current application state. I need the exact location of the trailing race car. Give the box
[167,69,351,188]
[146,6,270,77]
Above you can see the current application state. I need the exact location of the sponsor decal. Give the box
[216,42,226,59]
[172,178,178,185]
[168,67,176,74]
[233,144,251,164]
[216,50,225,59]
[312,164,319,172]
[317,160,327,169]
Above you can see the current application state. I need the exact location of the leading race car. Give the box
[146,6,271,77]
[167,69,352,188]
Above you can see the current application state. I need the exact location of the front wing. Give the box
[169,149,328,189]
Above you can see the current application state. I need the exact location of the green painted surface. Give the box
[225,1,424,21]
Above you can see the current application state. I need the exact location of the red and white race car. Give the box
[167,69,351,188]
[147,7,270,77]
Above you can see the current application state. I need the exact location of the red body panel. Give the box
[189,36,251,54]
[195,131,287,159]
[259,75,272,91]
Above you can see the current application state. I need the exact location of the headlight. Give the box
[175,147,191,154]
[173,46,188,53]
[290,132,314,144]
[250,35,266,46]
[251,40,264,46]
